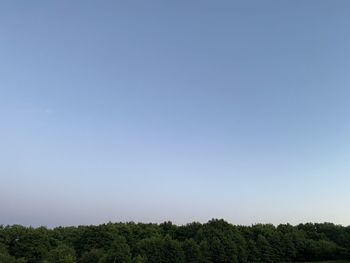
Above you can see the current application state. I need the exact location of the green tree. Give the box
[256,234,275,262]
[80,248,104,263]
[46,244,76,263]
[0,243,26,263]
[9,226,51,263]
[132,255,146,263]
[98,236,131,263]
[246,240,260,262]
[138,235,184,263]
[181,239,202,262]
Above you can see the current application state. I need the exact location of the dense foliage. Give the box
[1,219,350,262]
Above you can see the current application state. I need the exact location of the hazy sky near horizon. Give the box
[1,1,350,227]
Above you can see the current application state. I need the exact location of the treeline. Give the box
[1,219,350,263]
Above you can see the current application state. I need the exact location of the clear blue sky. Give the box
[1,1,350,227]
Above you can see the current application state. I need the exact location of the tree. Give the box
[0,243,26,263]
[138,235,185,263]
[256,235,275,262]
[8,226,51,263]
[246,240,260,262]
[46,244,76,263]
[98,236,131,263]
[132,255,146,263]
[1,220,350,263]
[181,239,202,263]
[74,226,116,257]
[80,248,104,263]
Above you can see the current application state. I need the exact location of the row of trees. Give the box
[1,219,350,262]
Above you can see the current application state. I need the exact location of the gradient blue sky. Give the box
[1,1,350,227]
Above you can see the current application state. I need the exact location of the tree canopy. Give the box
[1,219,350,262]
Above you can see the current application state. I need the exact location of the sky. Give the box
[1,1,350,227]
